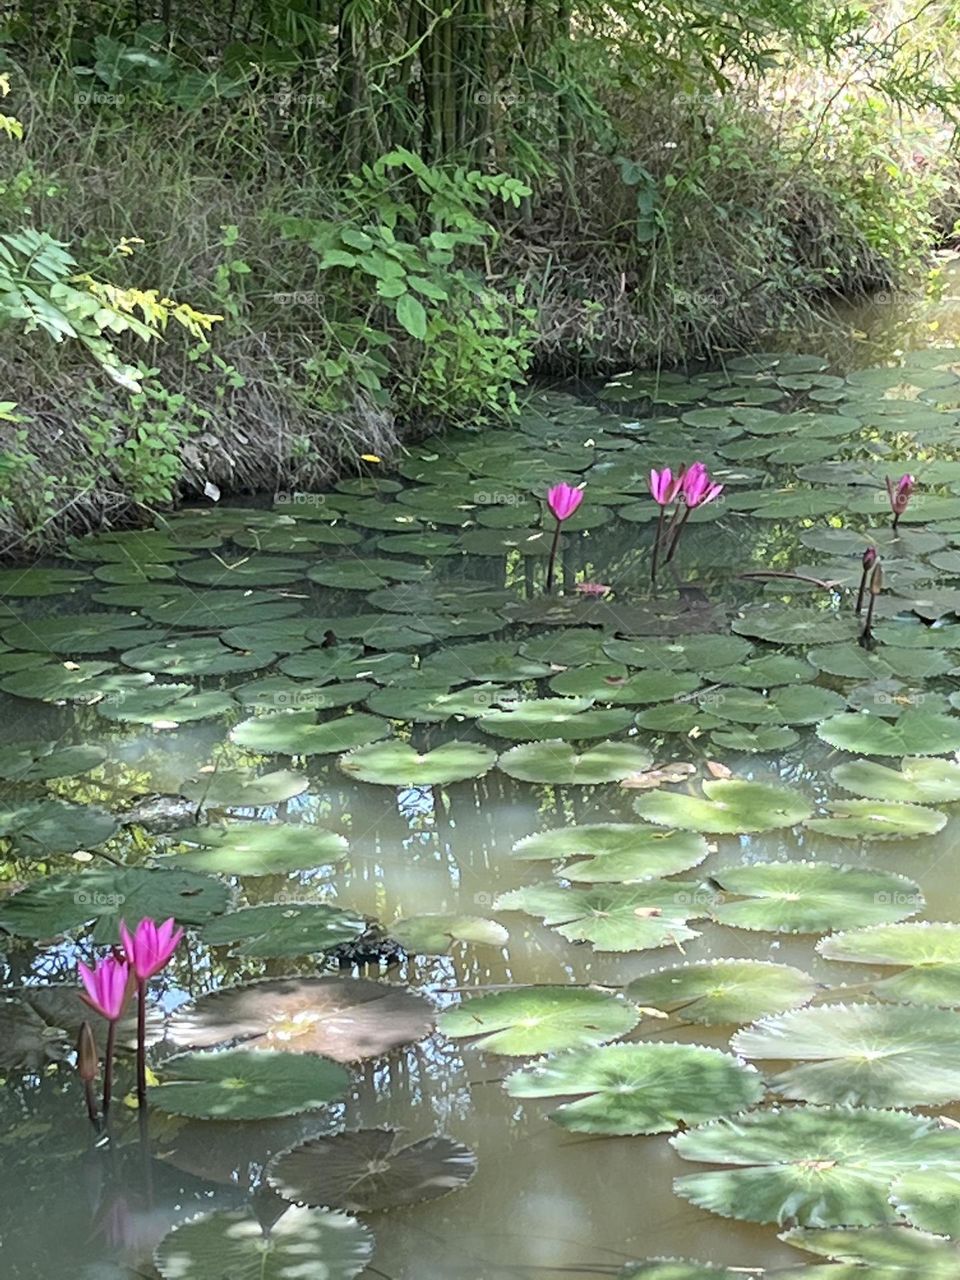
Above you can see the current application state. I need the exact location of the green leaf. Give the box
[498,740,653,784]
[230,710,390,757]
[817,921,960,1005]
[338,740,497,785]
[733,1002,960,1107]
[391,913,508,953]
[180,768,309,807]
[495,880,700,951]
[817,709,960,756]
[831,757,960,803]
[477,697,635,740]
[439,986,639,1054]
[154,1205,374,1280]
[0,799,117,854]
[202,904,367,958]
[673,1105,960,1227]
[151,1048,350,1120]
[891,1169,960,1235]
[625,959,817,1026]
[164,823,349,876]
[395,292,427,339]
[505,1042,764,1135]
[805,800,946,839]
[633,780,812,834]
[511,823,708,881]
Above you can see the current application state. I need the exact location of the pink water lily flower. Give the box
[546,483,584,522]
[119,917,184,982]
[575,581,611,596]
[78,955,131,1022]
[885,473,914,529]
[648,468,684,506]
[682,463,724,508]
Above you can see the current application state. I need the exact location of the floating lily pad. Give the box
[0,567,88,597]
[1,613,155,654]
[498,740,653,784]
[0,866,228,941]
[831,756,960,803]
[420,641,552,684]
[179,769,310,808]
[234,677,375,713]
[625,959,818,1026]
[178,554,308,586]
[308,557,428,589]
[704,654,815,688]
[808,644,954,680]
[805,799,946,839]
[505,1042,764,1135]
[816,709,960,756]
[165,977,435,1060]
[121,637,276,676]
[165,824,349,876]
[732,607,856,646]
[1,662,155,703]
[734,1002,960,1107]
[438,986,638,1055]
[495,880,699,951]
[267,1128,476,1212]
[338,740,498,786]
[0,743,106,782]
[672,1105,960,1227]
[890,1169,960,1235]
[231,710,390,757]
[708,726,800,753]
[96,685,235,725]
[202,904,367,957]
[0,799,118,855]
[602,635,751,670]
[391,914,508,953]
[364,683,504,723]
[0,997,68,1070]
[511,823,708,881]
[817,921,960,1005]
[780,1223,960,1275]
[477,697,635,740]
[634,779,811,834]
[617,1264,747,1280]
[151,1048,350,1120]
[279,649,411,683]
[551,669,703,706]
[706,862,923,933]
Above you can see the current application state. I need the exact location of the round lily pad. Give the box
[179,769,310,808]
[439,986,639,1054]
[390,914,508,953]
[121,637,276,676]
[817,921,960,1005]
[0,743,106,782]
[805,799,946,839]
[96,685,235,725]
[891,1169,960,1235]
[625,959,818,1026]
[498,740,653,784]
[505,1042,764,1135]
[1,612,155,654]
[733,1002,960,1107]
[231,710,390,757]
[732,607,856,646]
[202,904,367,957]
[1,661,155,703]
[816,709,960,756]
[165,824,349,876]
[831,756,960,803]
[706,862,923,933]
[495,880,700,951]
[477,698,635,740]
[633,779,812,834]
[779,1223,960,1275]
[420,641,552,684]
[0,799,118,855]
[234,677,375,713]
[166,977,435,1061]
[338,740,497,786]
[0,567,88,597]
[672,1105,960,1227]
[178,554,308,586]
[511,823,708,881]
[150,1048,350,1120]
[267,1128,477,1212]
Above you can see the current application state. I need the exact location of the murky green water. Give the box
[7,293,960,1279]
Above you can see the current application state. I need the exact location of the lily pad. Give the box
[0,866,228,941]
[151,1048,350,1120]
[267,1128,477,1212]
[805,799,946,839]
[633,779,812,834]
[180,769,309,808]
[0,662,155,703]
[230,710,390,757]
[477,697,635,740]
[165,977,435,1061]
[817,921,960,1005]
[816,709,960,756]
[438,986,639,1055]
[831,757,960,803]
[708,726,800,753]
[202,904,367,958]
[391,914,508,953]
[165,824,349,876]
[338,740,497,786]
[495,880,700,951]
[732,607,856,646]
[890,1169,960,1235]
[0,799,118,855]
[178,554,308,586]
[625,959,818,1026]
[706,862,923,933]
[505,1042,764,1134]
[96,684,236,725]
[780,1223,960,1275]
[420,641,552,684]
[511,823,708,881]
[0,743,106,782]
[1,612,155,654]
[121,637,276,676]
[498,740,653,784]
[672,1105,960,1227]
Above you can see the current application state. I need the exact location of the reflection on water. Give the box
[4,281,960,1279]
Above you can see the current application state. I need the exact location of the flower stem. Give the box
[103,1020,117,1118]
[136,980,147,1111]
[545,518,561,591]
[650,507,666,583]
[855,567,869,615]
[664,505,692,564]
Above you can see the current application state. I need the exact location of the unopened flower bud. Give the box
[870,563,884,595]
[77,1021,98,1084]
[862,546,877,569]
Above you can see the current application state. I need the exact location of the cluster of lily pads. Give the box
[7,348,960,1274]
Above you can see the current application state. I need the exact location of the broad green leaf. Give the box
[202,904,367,957]
[805,800,946,839]
[338,740,497,785]
[151,1048,350,1120]
[495,880,699,951]
[477,697,635,739]
[511,823,708,881]
[439,986,639,1054]
[817,921,960,1005]
[498,740,654,784]
[831,757,960,803]
[625,959,817,1026]
[231,710,390,756]
[164,823,349,876]
[633,779,811,834]
[816,709,960,756]
[0,799,117,854]
[391,913,508,953]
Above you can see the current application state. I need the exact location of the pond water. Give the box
[6,301,960,1278]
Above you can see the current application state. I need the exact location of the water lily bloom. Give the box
[648,468,683,506]
[682,463,724,509]
[120,917,184,982]
[885,473,915,529]
[546,483,584,522]
[79,955,131,1022]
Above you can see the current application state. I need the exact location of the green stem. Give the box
[650,506,666,583]
[136,979,147,1111]
[546,518,561,591]
[855,567,869,615]
[103,1019,117,1117]
[663,504,692,564]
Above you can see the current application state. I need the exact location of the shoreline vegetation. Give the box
[0,2,959,554]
